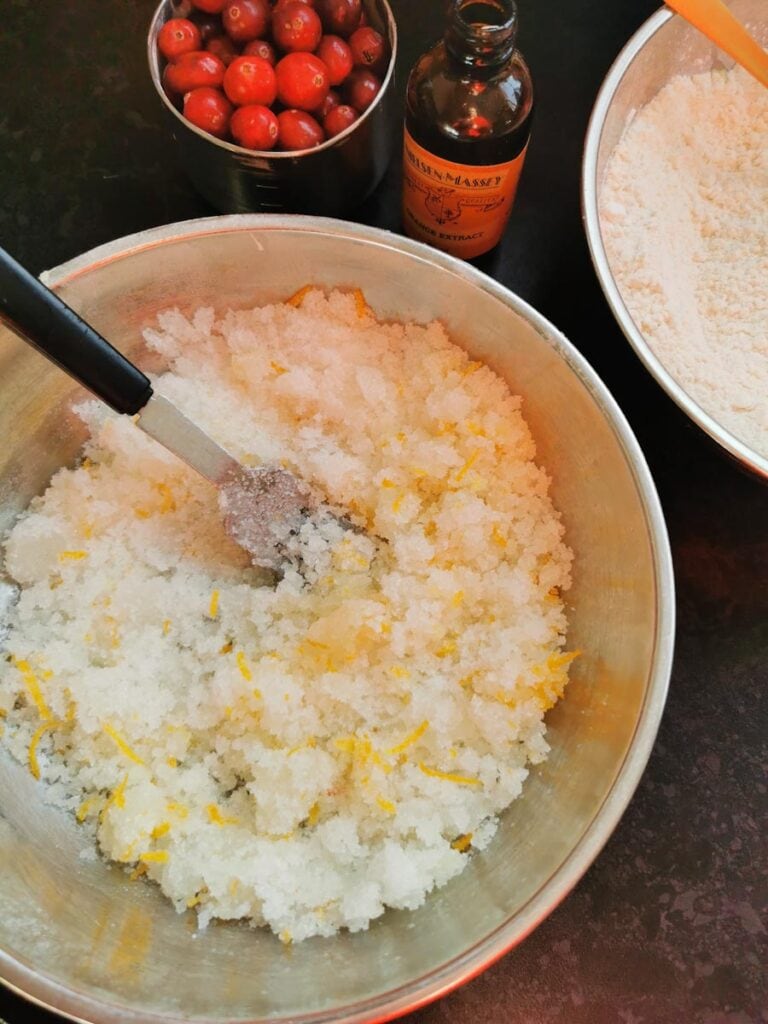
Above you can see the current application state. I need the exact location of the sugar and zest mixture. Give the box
[0,289,573,942]
[601,66,767,456]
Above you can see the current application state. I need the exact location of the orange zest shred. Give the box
[118,842,137,863]
[388,665,410,680]
[236,651,252,681]
[129,863,148,881]
[307,801,320,826]
[103,722,145,766]
[162,619,172,635]
[376,795,396,815]
[58,550,87,561]
[464,419,486,437]
[352,288,369,318]
[491,524,507,548]
[166,800,189,819]
[208,589,220,619]
[334,736,357,754]
[151,821,171,839]
[418,762,481,787]
[28,720,61,779]
[287,736,316,756]
[76,798,95,823]
[451,833,473,853]
[166,756,178,768]
[287,284,313,307]
[547,649,582,671]
[270,360,288,375]
[454,450,479,482]
[155,482,176,513]
[207,804,240,827]
[305,638,330,651]
[100,774,128,822]
[139,850,169,865]
[12,657,52,720]
[387,720,428,756]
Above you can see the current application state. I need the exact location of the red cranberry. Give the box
[158,18,202,61]
[348,26,386,72]
[231,103,279,149]
[277,109,325,149]
[243,38,276,64]
[315,34,353,86]
[223,54,277,105]
[183,86,233,137]
[164,50,226,94]
[345,68,380,112]
[316,88,340,118]
[324,102,357,137]
[190,0,227,12]
[316,0,361,38]
[272,2,322,53]
[206,34,239,65]
[222,0,270,42]
[276,52,329,111]
[274,0,316,7]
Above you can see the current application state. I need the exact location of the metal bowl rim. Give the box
[146,0,398,160]
[581,5,768,480]
[3,214,675,1024]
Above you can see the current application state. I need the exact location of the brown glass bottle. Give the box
[403,0,534,260]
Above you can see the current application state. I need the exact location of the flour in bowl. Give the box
[0,289,573,941]
[601,65,768,456]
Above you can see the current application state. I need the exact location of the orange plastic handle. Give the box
[666,0,768,88]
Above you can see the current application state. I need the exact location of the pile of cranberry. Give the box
[158,0,389,151]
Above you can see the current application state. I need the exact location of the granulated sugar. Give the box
[601,65,767,455]
[0,289,573,942]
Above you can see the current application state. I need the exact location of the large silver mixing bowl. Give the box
[583,0,768,480]
[0,216,674,1024]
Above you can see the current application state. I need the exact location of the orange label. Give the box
[402,128,528,259]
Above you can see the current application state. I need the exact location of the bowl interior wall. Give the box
[0,222,662,1021]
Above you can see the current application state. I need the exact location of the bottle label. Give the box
[402,127,528,259]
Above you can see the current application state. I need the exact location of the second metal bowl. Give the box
[582,0,768,480]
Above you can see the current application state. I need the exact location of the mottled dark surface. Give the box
[0,0,766,1022]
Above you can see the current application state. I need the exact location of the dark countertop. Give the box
[0,1,765,1022]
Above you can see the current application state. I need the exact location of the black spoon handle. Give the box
[0,246,153,415]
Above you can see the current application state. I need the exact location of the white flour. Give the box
[601,65,768,456]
